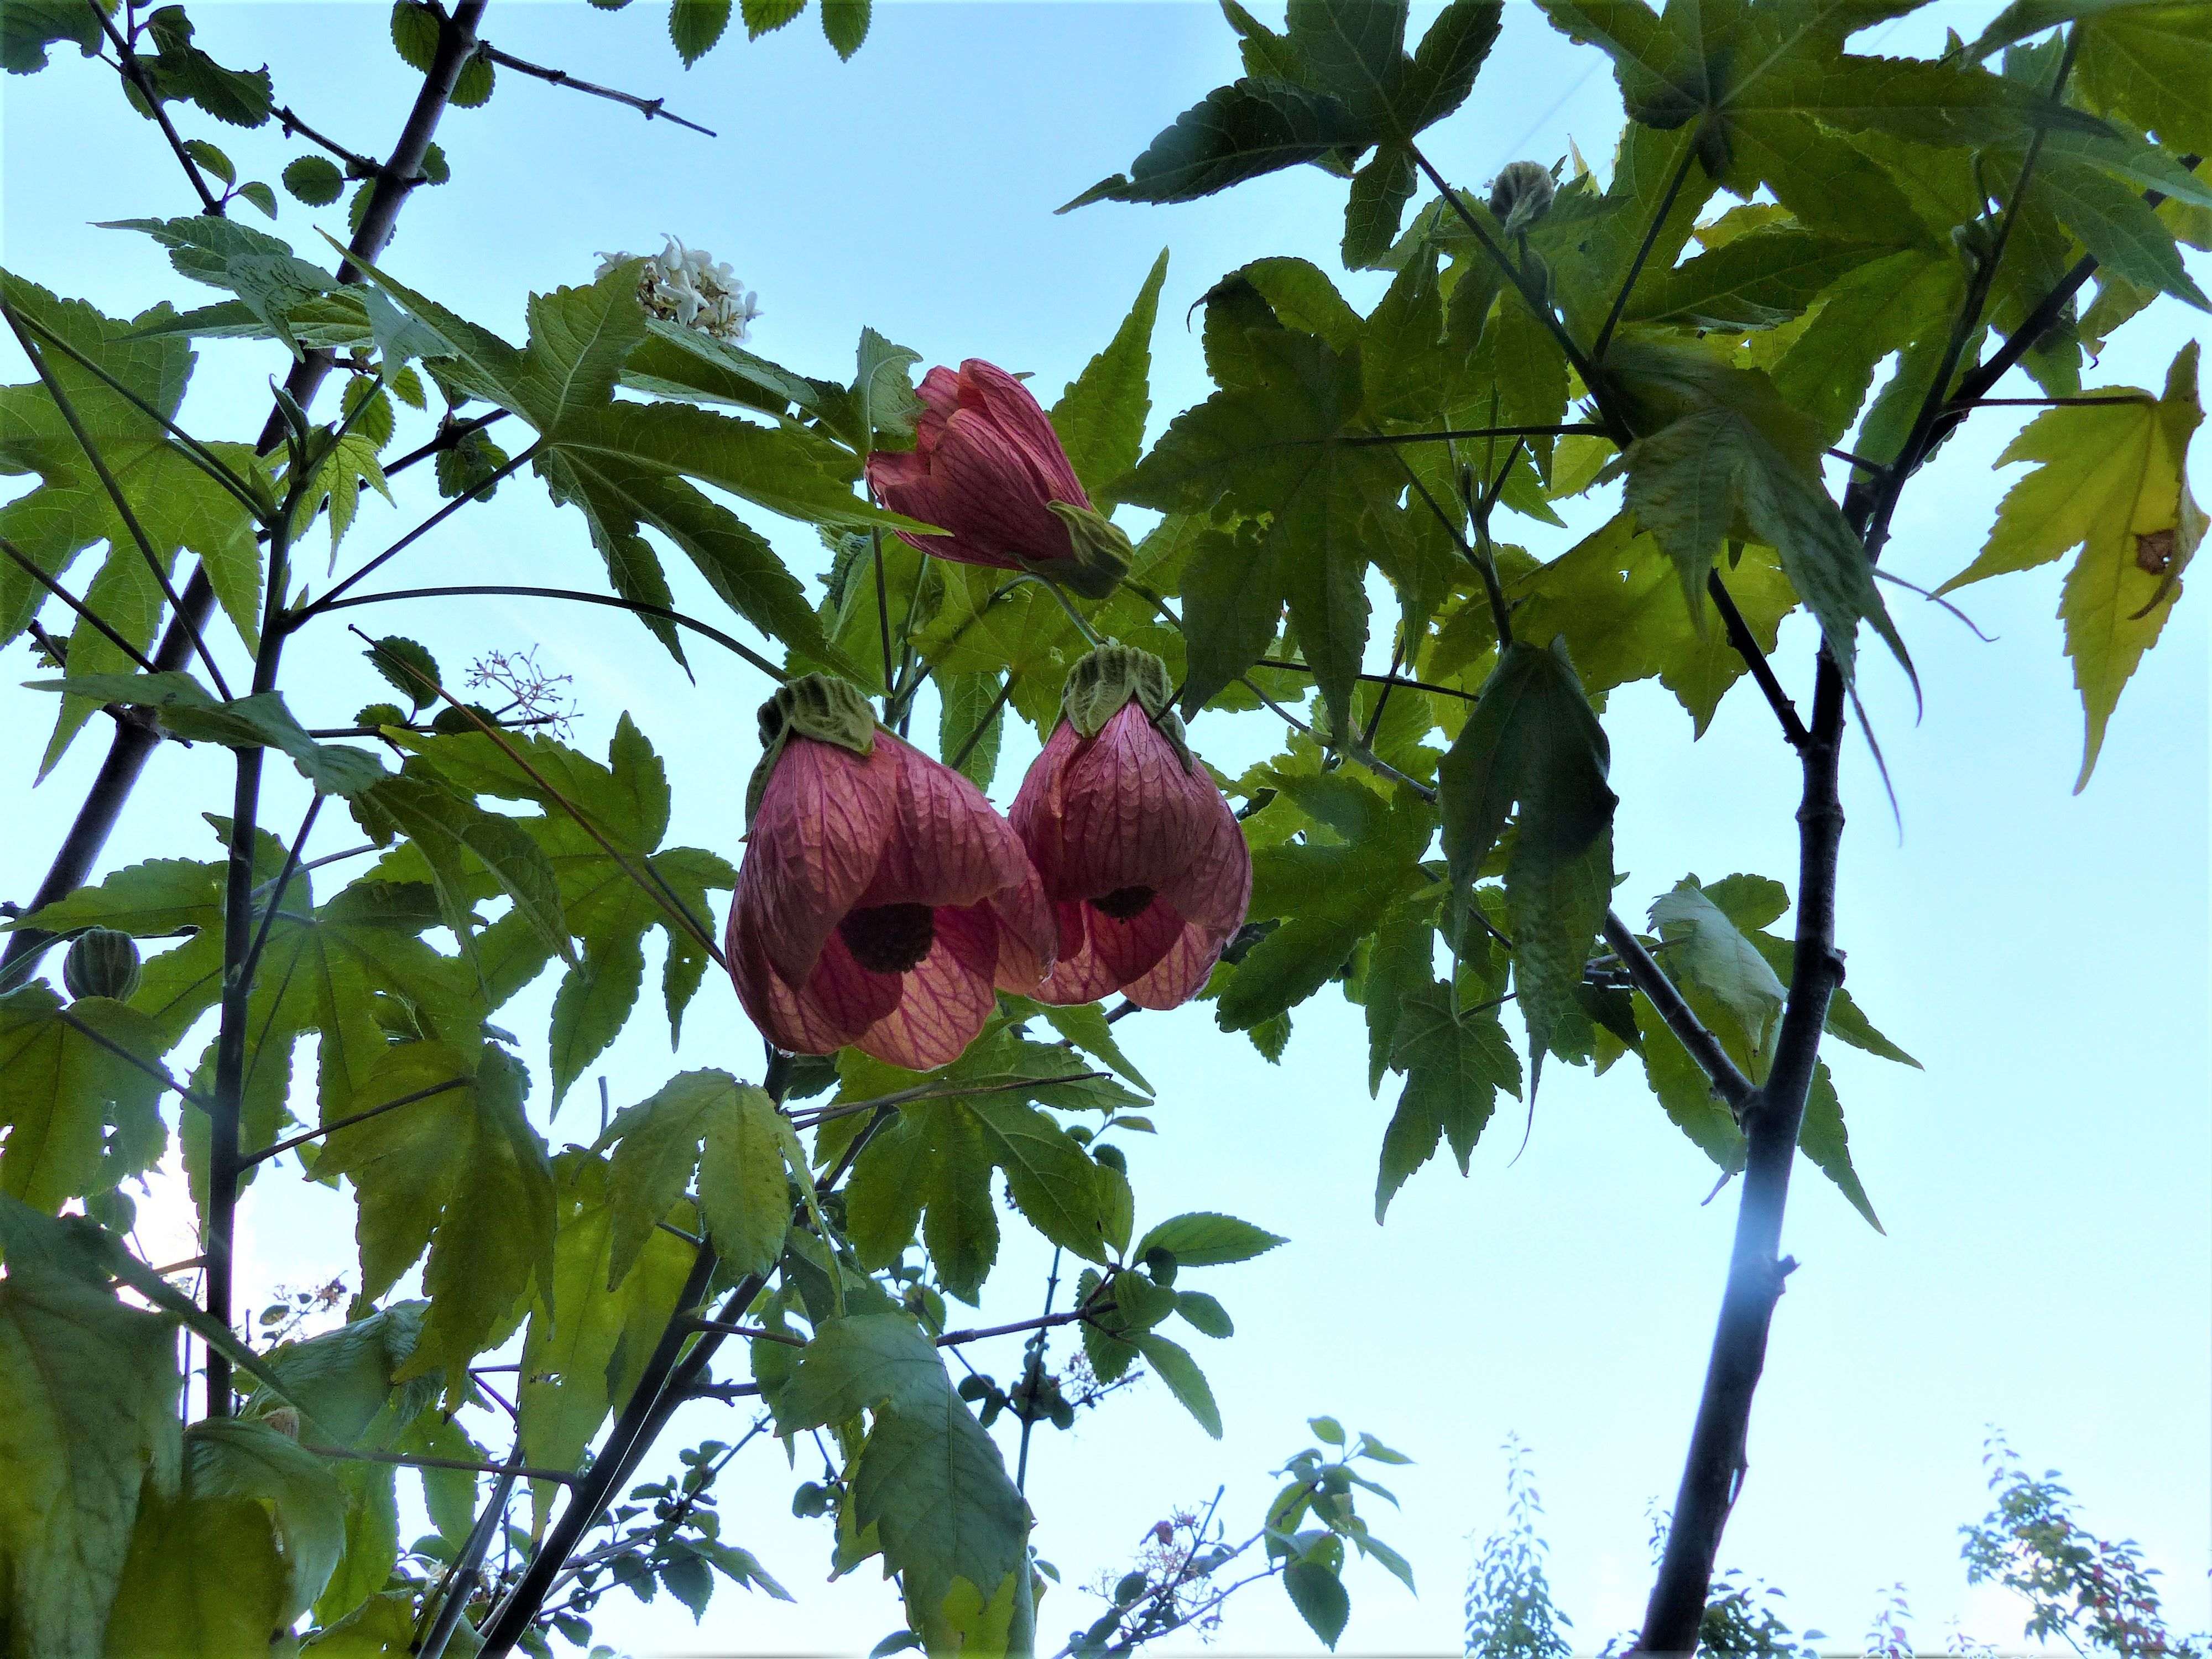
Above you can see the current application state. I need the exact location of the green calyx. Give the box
[1039,502,1133,600]
[1061,643,1193,771]
[747,673,877,825]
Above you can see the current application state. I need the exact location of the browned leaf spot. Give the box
[2136,529,2177,575]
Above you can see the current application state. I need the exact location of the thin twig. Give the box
[1333,422,1608,447]
[87,0,223,214]
[306,1441,578,1485]
[0,536,161,672]
[54,1007,210,1109]
[1594,140,1700,359]
[1409,144,1613,433]
[479,43,717,137]
[384,410,506,478]
[947,675,1014,774]
[239,1073,470,1167]
[273,105,382,175]
[313,583,785,681]
[299,440,540,617]
[686,1318,807,1347]
[1601,912,1754,1113]
[239,794,321,989]
[789,1071,1109,1130]
[937,1308,1091,1349]
[1707,570,1809,749]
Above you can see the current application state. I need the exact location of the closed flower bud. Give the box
[1010,645,1251,1010]
[867,360,1127,598]
[1488,160,1555,232]
[63,928,142,1002]
[727,674,1055,1069]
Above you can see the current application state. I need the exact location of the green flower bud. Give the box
[63,928,142,1003]
[1489,160,1556,233]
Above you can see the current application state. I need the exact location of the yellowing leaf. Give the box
[1941,343,2203,789]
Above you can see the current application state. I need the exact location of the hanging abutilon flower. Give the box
[864,358,1131,598]
[727,675,1055,1069]
[1011,644,1251,1010]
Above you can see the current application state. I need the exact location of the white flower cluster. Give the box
[594,234,760,344]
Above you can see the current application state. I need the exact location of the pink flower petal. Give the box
[1083,891,1186,987]
[930,408,1078,564]
[858,905,999,1069]
[1123,922,1227,1011]
[956,359,1091,507]
[859,734,1035,909]
[737,737,895,991]
[1033,901,1126,1006]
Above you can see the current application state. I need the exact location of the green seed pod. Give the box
[63,928,142,1002]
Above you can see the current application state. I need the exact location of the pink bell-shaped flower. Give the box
[727,675,1054,1070]
[865,358,1129,598]
[1011,645,1251,1009]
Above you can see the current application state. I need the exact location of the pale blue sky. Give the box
[3,4,2206,1653]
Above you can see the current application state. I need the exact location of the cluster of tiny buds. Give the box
[594,234,761,343]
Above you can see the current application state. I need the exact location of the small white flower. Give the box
[596,235,760,343]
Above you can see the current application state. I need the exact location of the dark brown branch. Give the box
[1634,653,1846,1654]
[88,0,223,214]
[1,537,161,672]
[273,105,381,176]
[1600,913,1754,1113]
[1707,570,1809,749]
[2,0,492,988]
[479,43,717,137]
[239,1074,469,1168]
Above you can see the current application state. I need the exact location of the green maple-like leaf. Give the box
[1498,509,1798,733]
[383,716,735,1103]
[1052,248,1169,498]
[0,1263,182,1658]
[1374,982,1521,1219]
[0,985,169,1214]
[314,1041,556,1391]
[839,1037,1139,1300]
[597,1069,792,1286]
[0,275,264,769]
[1438,637,1616,1061]
[1117,326,1396,727]
[778,1313,1031,1652]
[518,1151,695,1529]
[1940,343,2201,789]
[341,252,911,673]
[1219,776,1434,1031]
[1062,76,1367,211]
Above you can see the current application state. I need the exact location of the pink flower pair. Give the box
[726,651,1251,1070]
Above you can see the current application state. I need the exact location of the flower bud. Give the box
[63,928,142,1002]
[1488,160,1555,232]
